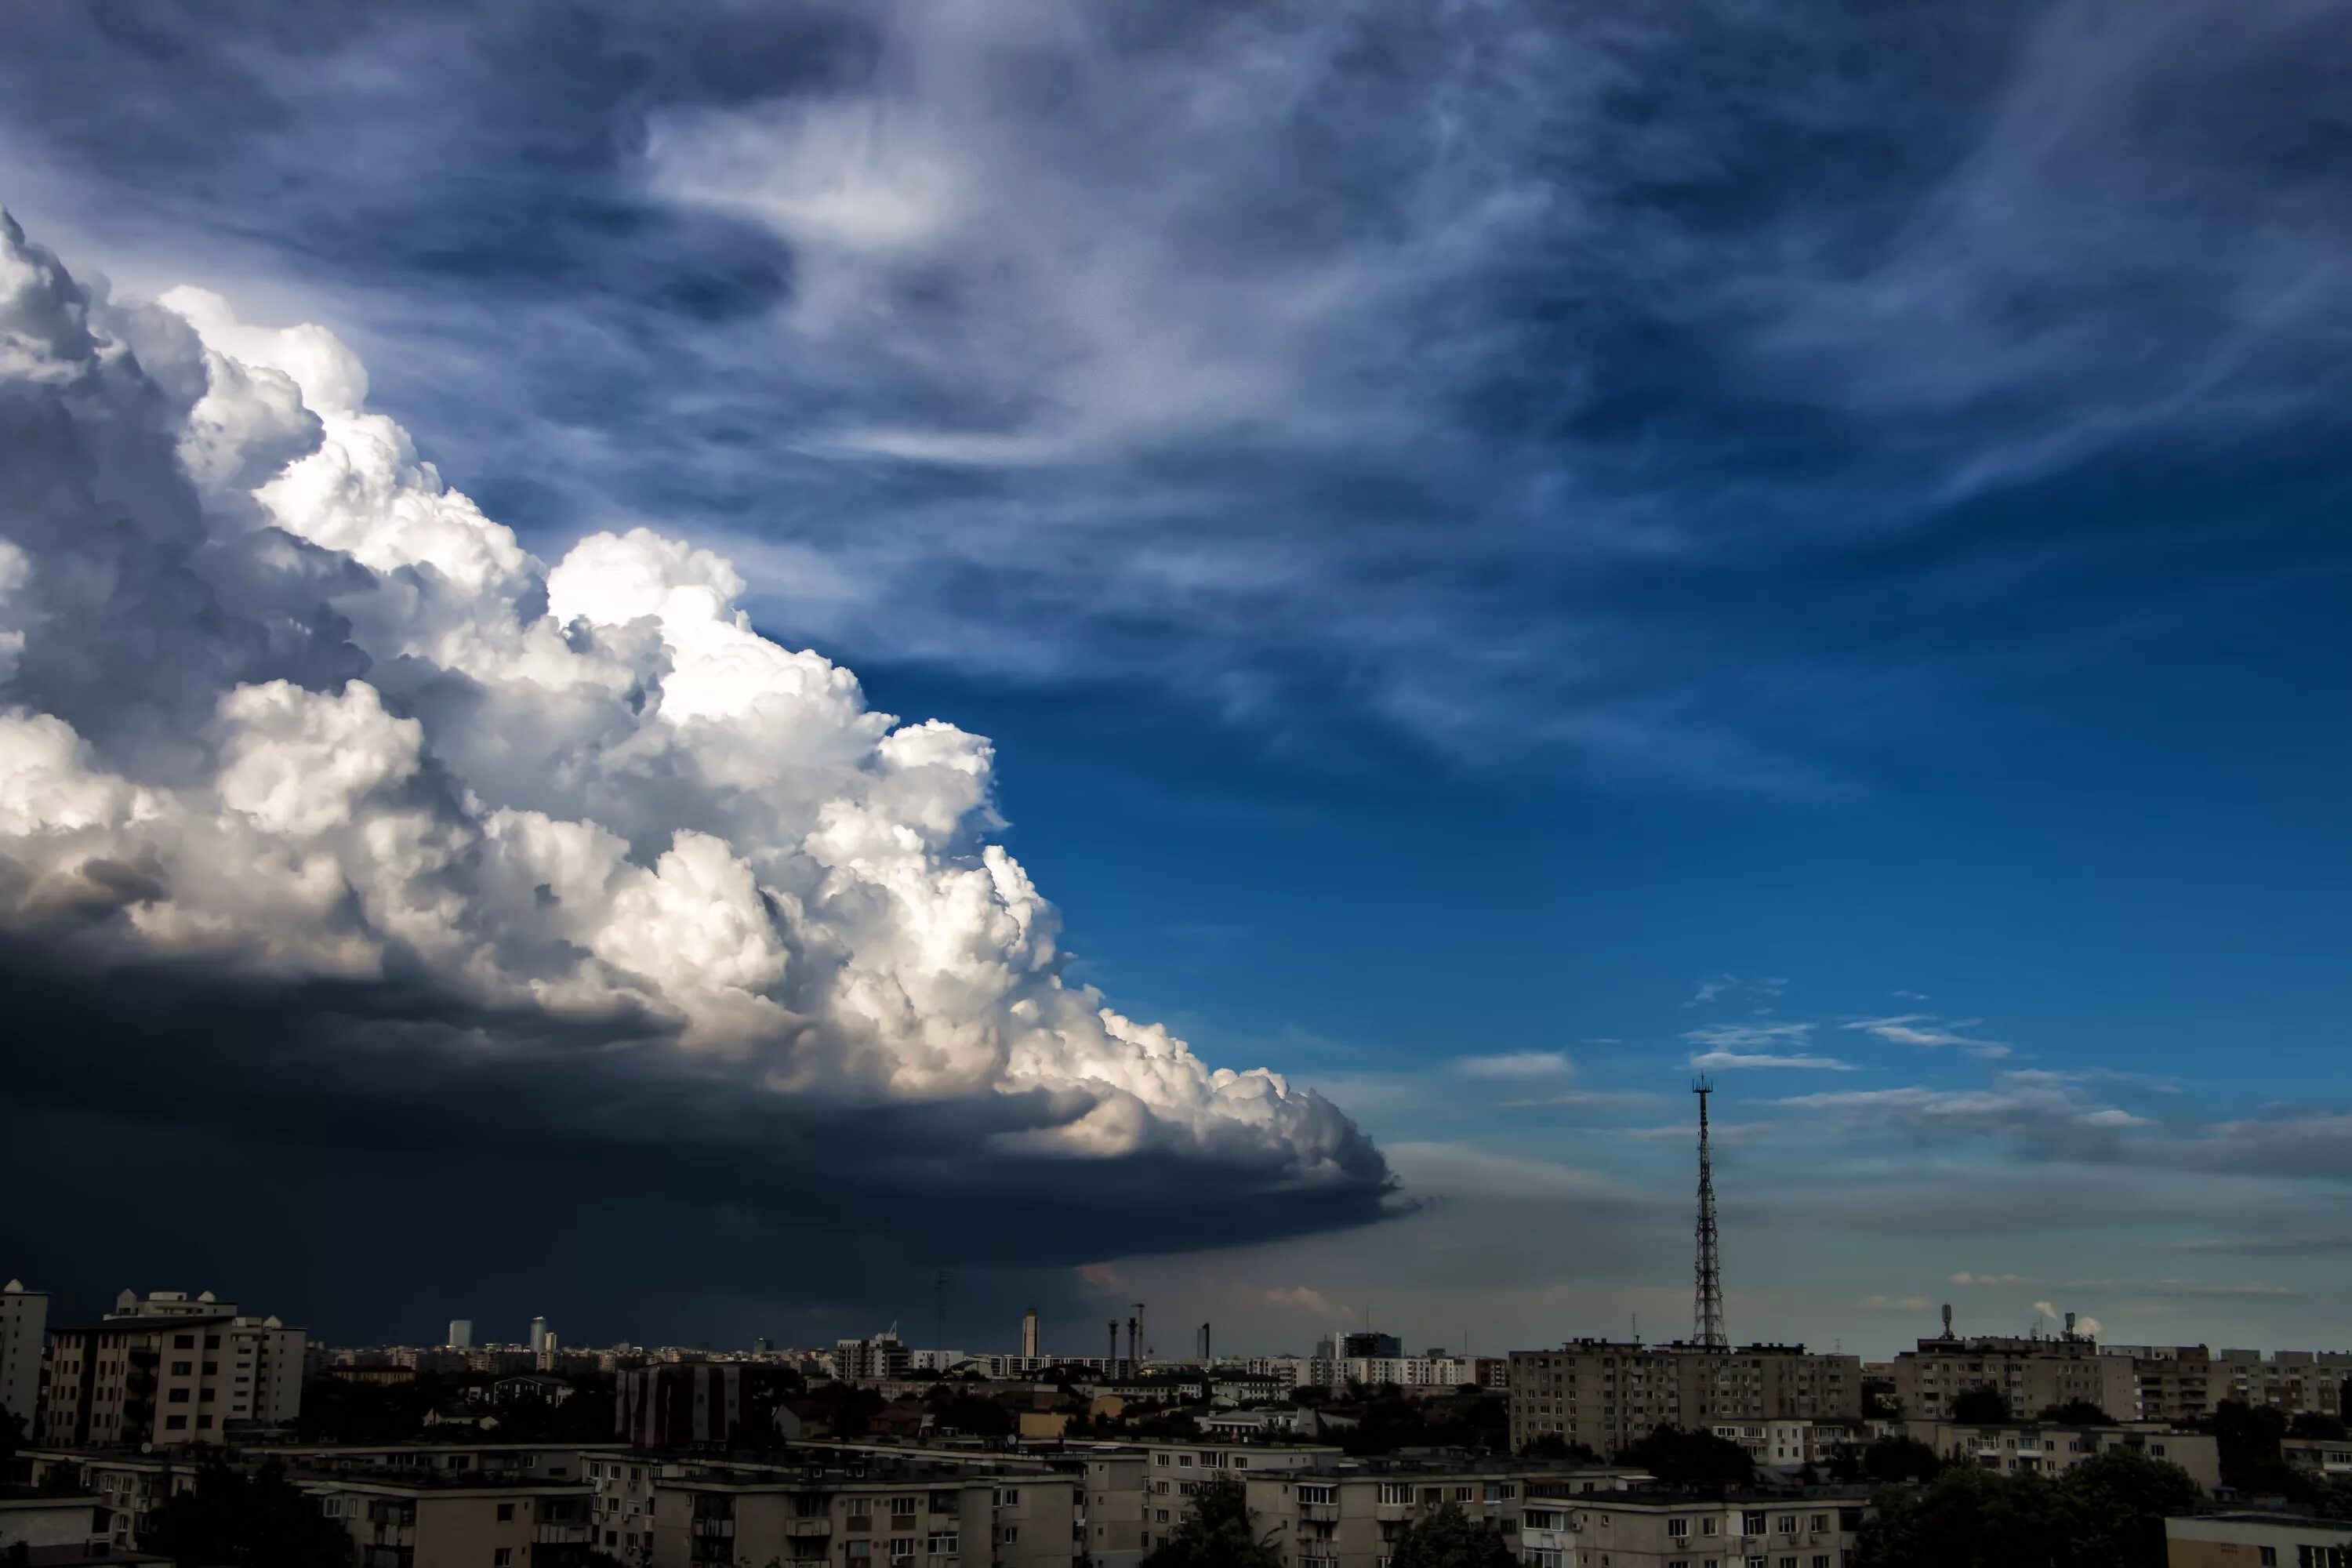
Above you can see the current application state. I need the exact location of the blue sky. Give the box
[0,0,2347,1356]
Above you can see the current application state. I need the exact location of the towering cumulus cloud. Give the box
[0,213,1389,1262]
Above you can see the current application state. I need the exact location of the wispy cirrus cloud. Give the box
[1844,1014,2013,1059]
[1686,975,1788,1008]
[1690,1050,1857,1072]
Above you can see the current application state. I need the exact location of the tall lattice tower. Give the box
[1692,1076,1727,1349]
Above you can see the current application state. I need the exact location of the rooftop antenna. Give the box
[1134,1303,1146,1369]
[1693,1076,1727,1350]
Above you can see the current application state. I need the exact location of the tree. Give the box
[1388,1502,1519,1568]
[2063,1446,2198,1566]
[936,1393,1013,1438]
[2037,1399,2116,1426]
[1859,1435,1944,1484]
[1949,1385,2013,1424]
[1139,1475,1280,1568]
[1613,1425,1755,1486]
[141,1461,356,1568]
[2199,1400,2310,1499]
[1854,1445,2197,1568]
[1519,1433,1603,1463]
[2289,1412,2350,1442]
[1861,1377,1902,1419]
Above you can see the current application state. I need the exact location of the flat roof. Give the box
[53,1314,238,1334]
[293,1473,593,1496]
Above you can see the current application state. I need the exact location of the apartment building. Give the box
[2106,1345,2352,1423]
[2283,1438,2352,1479]
[0,1490,115,1566]
[584,1453,668,1565]
[1707,1420,1878,1469]
[1889,1332,2136,1422]
[303,1472,596,1568]
[1905,1420,2220,1491]
[16,1449,198,1552]
[1508,1343,1862,1457]
[2166,1513,2352,1568]
[1525,1490,1871,1568]
[1329,1356,1511,1393]
[644,1456,1074,1568]
[789,1434,1338,1568]
[1243,1457,1646,1568]
[2111,1347,2223,1424]
[42,1290,307,1447]
[615,1363,805,1447]
[2,1279,48,1429]
[2216,1351,2352,1418]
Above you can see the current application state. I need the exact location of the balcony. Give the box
[691,1519,735,1540]
[787,1519,834,1538]
[1300,1504,1338,1523]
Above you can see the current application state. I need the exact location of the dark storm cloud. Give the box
[0,210,1393,1335]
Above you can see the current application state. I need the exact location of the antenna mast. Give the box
[1693,1076,1727,1350]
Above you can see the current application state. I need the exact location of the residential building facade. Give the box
[1243,1457,1646,1568]
[1,1278,46,1429]
[1509,1342,1862,1457]
[41,1291,305,1446]
[2166,1513,2352,1568]
[1526,1490,1871,1568]
[1889,1333,2136,1422]
[303,1472,596,1568]
[1905,1420,2220,1492]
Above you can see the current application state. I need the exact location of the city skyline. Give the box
[3,0,2350,1362]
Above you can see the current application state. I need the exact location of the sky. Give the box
[0,0,2348,1362]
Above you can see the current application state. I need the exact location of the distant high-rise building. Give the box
[1339,1331,1402,1359]
[1022,1305,1040,1362]
[528,1316,547,1352]
[448,1319,474,1349]
[754,1336,774,1354]
[1,1279,48,1428]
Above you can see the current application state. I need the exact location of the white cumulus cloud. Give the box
[0,212,1385,1219]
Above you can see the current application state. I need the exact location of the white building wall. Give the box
[0,1282,48,1430]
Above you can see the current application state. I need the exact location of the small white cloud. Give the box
[1844,1014,2012,1058]
[1455,1051,1571,1080]
[1689,1050,1857,1072]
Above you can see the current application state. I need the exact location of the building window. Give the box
[165,1416,187,1430]
[494,1552,513,1567]
[1671,1519,1693,1539]
[497,1503,515,1522]
[174,1335,194,1349]
[171,1362,192,1377]
[924,1534,957,1555]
